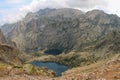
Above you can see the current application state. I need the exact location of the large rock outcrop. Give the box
[0,30,20,64]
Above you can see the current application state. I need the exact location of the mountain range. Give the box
[1,8,120,53]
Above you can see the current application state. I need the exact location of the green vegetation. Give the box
[23,64,56,77]
[27,51,117,68]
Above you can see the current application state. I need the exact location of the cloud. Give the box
[0,0,31,24]
[66,0,107,9]
[5,0,24,4]
[0,0,68,24]
[20,0,68,12]
[106,0,120,16]
[0,0,25,7]
[0,0,120,25]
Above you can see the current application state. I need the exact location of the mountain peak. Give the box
[86,9,107,18]
[87,9,105,13]
[37,8,56,15]
[86,9,106,15]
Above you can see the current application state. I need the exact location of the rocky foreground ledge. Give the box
[0,55,120,80]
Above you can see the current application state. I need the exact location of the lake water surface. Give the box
[32,61,69,76]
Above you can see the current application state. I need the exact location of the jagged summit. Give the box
[37,8,56,15]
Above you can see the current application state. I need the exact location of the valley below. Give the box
[0,53,119,80]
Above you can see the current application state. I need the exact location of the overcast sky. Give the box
[0,0,120,25]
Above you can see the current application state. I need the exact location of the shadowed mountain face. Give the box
[1,8,120,53]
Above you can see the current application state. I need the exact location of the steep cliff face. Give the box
[0,30,20,64]
[0,44,20,64]
[0,29,7,44]
[94,30,120,53]
[1,8,120,53]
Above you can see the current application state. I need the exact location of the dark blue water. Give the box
[44,49,62,55]
[32,61,69,76]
